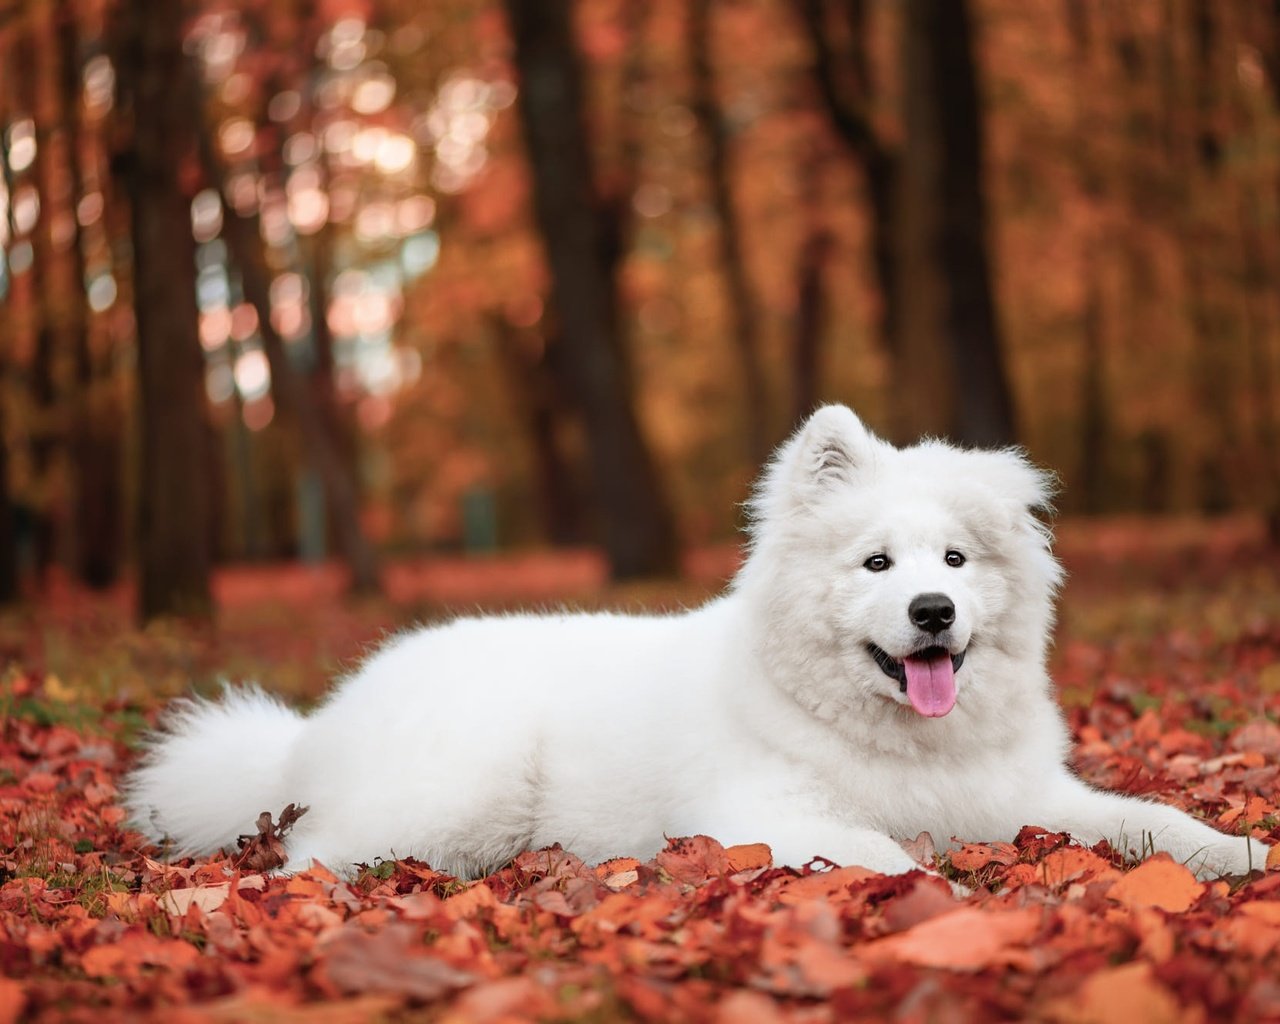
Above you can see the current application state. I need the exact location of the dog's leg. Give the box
[1033,775,1270,879]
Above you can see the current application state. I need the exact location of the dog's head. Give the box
[739,405,1062,721]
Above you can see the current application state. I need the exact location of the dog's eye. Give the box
[945,550,966,568]
[864,554,892,572]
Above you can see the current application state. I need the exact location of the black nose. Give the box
[909,593,955,634]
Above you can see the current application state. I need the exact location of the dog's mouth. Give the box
[866,643,966,719]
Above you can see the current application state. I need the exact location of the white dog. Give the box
[124,405,1269,880]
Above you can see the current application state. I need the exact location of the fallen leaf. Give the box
[314,923,474,1001]
[235,803,309,873]
[1108,855,1202,913]
[725,843,772,873]
[159,883,230,916]
[655,835,730,883]
[81,932,203,978]
[0,978,26,1024]
[866,907,1042,971]
[950,841,1019,872]
[1043,962,1186,1024]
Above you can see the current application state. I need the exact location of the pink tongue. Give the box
[903,654,957,717]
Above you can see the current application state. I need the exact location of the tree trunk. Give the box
[689,0,769,462]
[798,0,900,363]
[207,158,383,595]
[112,0,213,620]
[0,398,14,604]
[897,0,1016,446]
[57,0,121,587]
[791,146,834,428]
[504,0,678,578]
[1065,0,1110,513]
[492,318,586,546]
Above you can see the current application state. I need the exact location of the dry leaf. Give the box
[1108,855,1202,913]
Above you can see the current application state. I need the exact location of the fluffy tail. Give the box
[123,686,307,856]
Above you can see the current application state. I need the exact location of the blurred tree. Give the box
[491,317,586,546]
[689,0,768,462]
[1064,1,1110,515]
[112,0,213,620]
[897,0,1015,445]
[13,16,62,577]
[504,0,678,578]
[55,0,122,587]
[791,165,834,428]
[1241,1,1280,542]
[798,0,899,371]
[0,32,20,604]
[191,8,382,595]
[199,135,383,595]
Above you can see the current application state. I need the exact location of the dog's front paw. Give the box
[1184,836,1271,880]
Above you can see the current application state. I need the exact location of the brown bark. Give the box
[206,158,382,595]
[689,0,769,463]
[57,0,121,587]
[504,0,678,579]
[0,398,13,603]
[896,0,1016,446]
[791,142,833,428]
[112,0,213,620]
[492,319,586,546]
[798,0,900,361]
[1,38,21,602]
[1065,1,1110,514]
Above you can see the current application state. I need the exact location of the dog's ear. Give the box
[791,405,875,489]
[749,405,879,522]
[968,447,1058,517]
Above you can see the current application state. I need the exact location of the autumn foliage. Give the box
[0,521,1276,1020]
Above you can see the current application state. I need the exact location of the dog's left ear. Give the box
[968,447,1059,528]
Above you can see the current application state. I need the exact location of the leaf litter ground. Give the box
[2,517,1280,1022]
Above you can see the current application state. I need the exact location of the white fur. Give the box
[123,405,1270,880]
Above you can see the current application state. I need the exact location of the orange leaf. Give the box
[0,978,26,1024]
[1266,844,1280,871]
[158,883,230,917]
[867,906,1042,971]
[654,835,729,884]
[950,842,1018,872]
[725,843,772,873]
[1108,855,1202,913]
[1038,847,1120,887]
[1043,962,1186,1024]
[777,866,877,904]
[81,933,202,979]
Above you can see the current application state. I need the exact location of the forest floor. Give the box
[2,514,1280,1022]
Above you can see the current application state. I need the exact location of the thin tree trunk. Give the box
[1,39,21,603]
[492,318,585,546]
[798,0,900,362]
[1183,0,1235,513]
[13,20,62,578]
[898,0,1016,445]
[112,0,213,620]
[504,0,678,579]
[791,145,833,427]
[0,395,14,603]
[57,0,121,587]
[202,152,382,595]
[689,0,769,462]
[1065,0,1110,514]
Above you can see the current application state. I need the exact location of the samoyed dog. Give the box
[124,405,1269,880]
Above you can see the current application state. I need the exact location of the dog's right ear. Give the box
[790,405,874,489]
[750,405,878,522]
